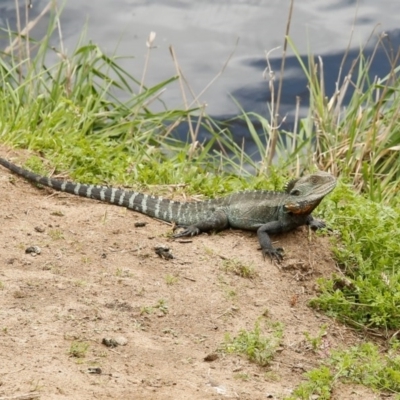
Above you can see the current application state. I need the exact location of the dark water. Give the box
[1,0,400,150]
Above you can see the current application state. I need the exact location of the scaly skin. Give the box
[0,156,336,261]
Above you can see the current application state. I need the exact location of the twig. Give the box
[4,1,54,55]
[0,393,40,400]
[267,0,294,167]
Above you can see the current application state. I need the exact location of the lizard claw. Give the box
[262,247,284,263]
[173,225,201,238]
[308,219,326,230]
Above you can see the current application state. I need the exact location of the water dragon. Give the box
[0,156,336,261]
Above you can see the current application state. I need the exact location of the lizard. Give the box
[0,156,336,261]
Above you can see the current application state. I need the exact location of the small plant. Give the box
[115,268,134,278]
[81,257,91,264]
[311,183,400,330]
[48,229,64,240]
[287,366,334,400]
[165,274,179,285]
[221,319,283,367]
[303,324,328,352]
[73,280,87,287]
[50,211,65,217]
[155,299,169,315]
[224,288,237,300]
[140,299,169,316]
[233,373,251,381]
[140,306,153,315]
[222,259,258,279]
[69,341,89,358]
[288,341,400,398]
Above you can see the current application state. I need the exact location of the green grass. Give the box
[222,258,258,279]
[287,342,400,399]
[311,181,400,329]
[68,341,90,358]
[221,319,283,367]
[286,36,400,204]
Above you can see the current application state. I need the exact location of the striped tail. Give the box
[0,157,204,225]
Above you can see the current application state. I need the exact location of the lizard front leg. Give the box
[173,210,229,238]
[306,215,327,230]
[257,221,285,262]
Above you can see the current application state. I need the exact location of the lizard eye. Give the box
[290,189,301,196]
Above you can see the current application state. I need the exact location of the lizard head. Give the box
[284,171,336,215]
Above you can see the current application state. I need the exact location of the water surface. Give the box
[1,1,399,139]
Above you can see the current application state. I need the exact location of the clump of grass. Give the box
[69,341,90,358]
[287,365,333,400]
[48,229,64,240]
[165,274,179,285]
[287,342,400,399]
[222,259,258,279]
[285,35,400,204]
[221,319,283,367]
[0,3,235,194]
[311,181,400,329]
[0,4,299,200]
[140,299,169,316]
[303,324,328,353]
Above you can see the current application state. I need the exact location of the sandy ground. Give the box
[0,149,384,399]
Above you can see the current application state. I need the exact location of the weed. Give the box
[288,341,400,398]
[165,274,179,285]
[48,229,64,240]
[73,280,86,287]
[311,182,400,329]
[233,373,251,381]
[140,306,153,315]
[50,211,65,217]
[303,324,328,352]
[80,257,91,264]
[287,366,333,400]
[115,268,134,278]
[140,299,169,316]
[69,341,89,358]
[221,319,283,367]
[224,289,237,300]
[222,259,258,279]
[156,299,169,315]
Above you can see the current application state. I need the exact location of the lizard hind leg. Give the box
[173,209,229,238]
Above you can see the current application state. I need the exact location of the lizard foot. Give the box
[173,225,201,238]
[262,247,284,263]
[308,219,326,230]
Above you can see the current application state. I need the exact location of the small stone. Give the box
[88,367,102,374]
[204,353,219,362]
[102,336,128,347]
[114,336,128,346]
[25,245,41,255]
[102,338,118,348]
[154,245,174,260]
[134,222,147,227]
